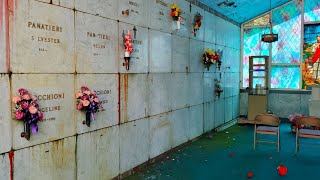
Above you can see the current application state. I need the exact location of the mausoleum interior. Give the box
[1,0,320,179]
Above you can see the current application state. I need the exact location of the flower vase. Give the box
[124,52,130,70]
[85,111,91,127]
[21,121,31,140]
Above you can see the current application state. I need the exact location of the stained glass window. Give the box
[271,66,300,89]
[271,2,302,64]
[242,28,270,87]
[304,0,320,22]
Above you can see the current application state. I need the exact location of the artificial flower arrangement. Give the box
[215,79,223,98]
[76,86,103,127]
[170,3,182,30]
[193,12,202,37]
[12,88,43,140]
[203,48,222,71]
[123,30,133,71]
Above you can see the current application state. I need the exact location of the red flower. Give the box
[81,86,89,92]
[277,165,287,176]
[20,101,30,109]
[18,88,28,95]
[38,111,44,121]
[247,172,253,178]
[15,110,25,120]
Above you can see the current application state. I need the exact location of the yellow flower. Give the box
[171,3,178,9]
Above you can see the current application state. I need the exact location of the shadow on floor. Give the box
[125,123,320,180]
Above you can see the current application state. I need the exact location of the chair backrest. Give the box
[296,116,320,128]
[254,114,280,126]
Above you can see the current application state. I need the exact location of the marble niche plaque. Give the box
[191,4,204,41]
[36,0,74,9]
[10,0,74,73]
[0,75,11,154]
[76,74,119,134]
[118,0,150,27]
[172,0,191,38]
[149,0,172,33]
[76,12,118,73]
[11,74,75,149]
[0,0,8,73]
[75,0,118,20]
[119,23,148,73]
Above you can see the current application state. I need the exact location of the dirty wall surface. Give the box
[0,0,240,179]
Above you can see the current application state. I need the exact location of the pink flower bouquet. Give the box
[76,86,103,127]
[12,88,43,140]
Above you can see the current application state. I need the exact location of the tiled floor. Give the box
[126,123,320,180]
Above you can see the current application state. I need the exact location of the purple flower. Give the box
[15,110,25,120]
[20,101,30,109]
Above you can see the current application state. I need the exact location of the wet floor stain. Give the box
[125,123,320,180]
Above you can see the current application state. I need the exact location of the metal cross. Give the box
[133,26,137,39]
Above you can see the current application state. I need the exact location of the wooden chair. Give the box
[295,116,320,154]
[254,114,281,152]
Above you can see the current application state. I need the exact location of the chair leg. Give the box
[253,125,256,151]
[295,129,298,154]
[277,128,280,152]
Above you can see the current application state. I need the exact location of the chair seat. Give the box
[299,129,320,136]
[257,126,278,132]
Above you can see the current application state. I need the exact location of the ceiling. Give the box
[198,0,293,24]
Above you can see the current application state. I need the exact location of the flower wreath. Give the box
[193,12,202,37]
[12,88,43,140]
[76,86,103,127]
[203,48,221,70]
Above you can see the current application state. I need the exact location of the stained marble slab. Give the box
[11,74,75,149]
[120,74,149,123]
[118,0,149,27]
[204,11,215,43]
[225,97,233,123]
[171,73,189,110]
[149,113,172,159]
[0,0,7,73]
[149,0,172,33]
[189,39,204,73]
[37,0,74,9]
[0,153,9,180]
[76,12,118,73]
[190,4,204,41]
[215,98,225,127]
[148,73,172,116]
[149,30,172,73]
[203,72,215,103]
[75,0,118,20]
[120,118,149,173]
[0,75,11,154]
[171,108,189,148]
[75,74,119,134]
[10,0,74,73]
[14,137,76,180]
[204,101,215,132]
[119,23,148,73]
[189,73,204,106]
[171,35,190,73]
[172,0,192,38]
[189,104,204,139]
[77,126,119,180]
